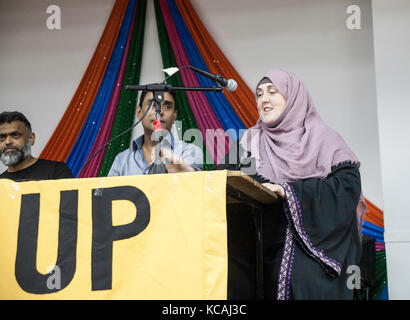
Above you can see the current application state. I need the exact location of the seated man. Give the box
[0,111,73,181]
[108,91,203,176]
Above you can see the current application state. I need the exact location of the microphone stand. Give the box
[125,83,222,174]
[148,90,168,174]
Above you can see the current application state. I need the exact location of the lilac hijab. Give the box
[241,69,360,182]
[241,69,366,230]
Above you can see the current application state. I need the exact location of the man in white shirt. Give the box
[108,91,203,176]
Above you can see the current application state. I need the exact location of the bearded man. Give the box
[0,111,73,181]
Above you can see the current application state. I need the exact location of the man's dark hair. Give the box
[138,90,177,109]
[0,111,32,132]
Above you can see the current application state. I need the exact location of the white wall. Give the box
[372,0,410,300]
[0,0,383,213]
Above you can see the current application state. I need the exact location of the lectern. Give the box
[226,171,281,300]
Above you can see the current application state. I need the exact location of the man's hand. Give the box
[150,147,195,173]
[262,183,285,198]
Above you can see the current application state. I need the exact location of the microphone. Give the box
[188,66,237,92]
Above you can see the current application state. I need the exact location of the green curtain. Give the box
[358,250,388,300]
[374,251,388,298]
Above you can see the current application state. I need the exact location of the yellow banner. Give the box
[0,171,228,300]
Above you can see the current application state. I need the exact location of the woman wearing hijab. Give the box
[220,69,366,300]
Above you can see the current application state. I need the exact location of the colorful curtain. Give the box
[174,0,259,127]
[97,0,147,177]
[153,0,211,169]
[40,0,130,162]
[67,0,137,177]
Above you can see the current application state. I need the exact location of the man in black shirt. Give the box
[0,111,73,181]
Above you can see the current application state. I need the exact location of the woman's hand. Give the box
[262,183,285,198]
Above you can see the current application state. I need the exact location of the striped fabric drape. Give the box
[174,0,259,127]
[97,0,147,177]
[67,0,137,177]
[40,0,129,162]
[153,0,216,170]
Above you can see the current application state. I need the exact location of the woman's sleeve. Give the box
[280,161,362,278]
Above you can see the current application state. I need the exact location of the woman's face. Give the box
[256,83,286,125]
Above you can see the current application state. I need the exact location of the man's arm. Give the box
[181,143,203,171]
[107,157,120,176]
[153,142,203,173]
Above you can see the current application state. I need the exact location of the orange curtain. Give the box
[40,0,129,161]
[175,0,259,128]
[364,199,384,228]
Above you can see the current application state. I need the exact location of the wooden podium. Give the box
[226,171,279,205]
[225,171,281,300]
